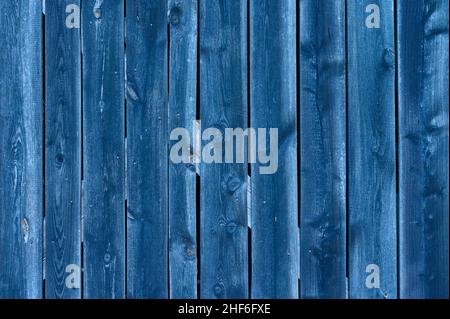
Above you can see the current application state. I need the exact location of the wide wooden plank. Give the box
[299,0,347,299]
[347,0,397,298]
[126,0,168,299]
[250,0,299,299]
[168,0,198,299]
[199,0,248,299]
[398,0,449,299]
[82,0,125,299]
[0,0,44,299]
[45,0,81,299]
[0,0,43,299]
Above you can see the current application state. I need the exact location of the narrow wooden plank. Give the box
[250,0,299,298]
[168,0,198,299]
[45,0,81,299]
[347,0,397,298]
[299,0,347,299]
[199,0,248,299]
[126,0,168,298]
[0,0,43,299]
[82,0,125,299]
[398,0,449,299]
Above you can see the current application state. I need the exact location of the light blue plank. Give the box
[347,0,397,298]
[126,0,169,299]
[0,0,43,299]
[250,0,299,299]
[82,0,125,299]
[398,0,449,299]
[199,0,249,299]
[45,0,81,299]
[168,0,198,299]
[299,0,347,299]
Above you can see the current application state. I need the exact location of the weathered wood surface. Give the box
[82,0,125,298]
[398,0,449,299]
[0,0,43,299]
[45,0,81,299]
[250,0,299,299]
[347,0,397,298]
[126,0,169,299]
[199,0,249,299]
[0,0,448,300]
[299,0,347,299]
[168,0,198,299]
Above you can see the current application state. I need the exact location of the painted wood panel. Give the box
[199,0,249,299]
[0,0,43,299]
[250,0,299,299]
[82,0,125,299]
[0,0,448,300]
[347,0,397,298]
[168,0,198,299]
[299,0,347,299]
[45,0,82,299]
[126,0,169,299]
[398,0,449,299]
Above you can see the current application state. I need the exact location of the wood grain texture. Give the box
[398,0,449,299]
[250,0,299,299]
[0,0,43,299]
[168,0,198,299]
[347,0,397,298]
[199,0,248,299]
[82,0,125,299]
[126,0,169,299]
[45,0,81,299]
[1,0,449,300]
[299,0,347,299]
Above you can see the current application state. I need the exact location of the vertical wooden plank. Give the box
[199,0,248,299]
[250,0,299,298]
[299,0,347,299]
[168,0,198,299]
[347,0,397,298]
[45,0,81,299]
[82,0,125,298]
[126,0,168,298]
[0,0,43,299]
[398,0,449,299]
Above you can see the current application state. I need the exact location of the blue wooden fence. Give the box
[0,0,448,299]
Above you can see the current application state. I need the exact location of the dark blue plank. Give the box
[126,0,169,299]
[347,0,397,298]
[398,0,449,299]
[45,0,81,299]
[299,0,347,299]
[0,0,43,299]
[250,0,299,299]
[82,0,125,298]
[199,0,249,299]
[168,0,198,299]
